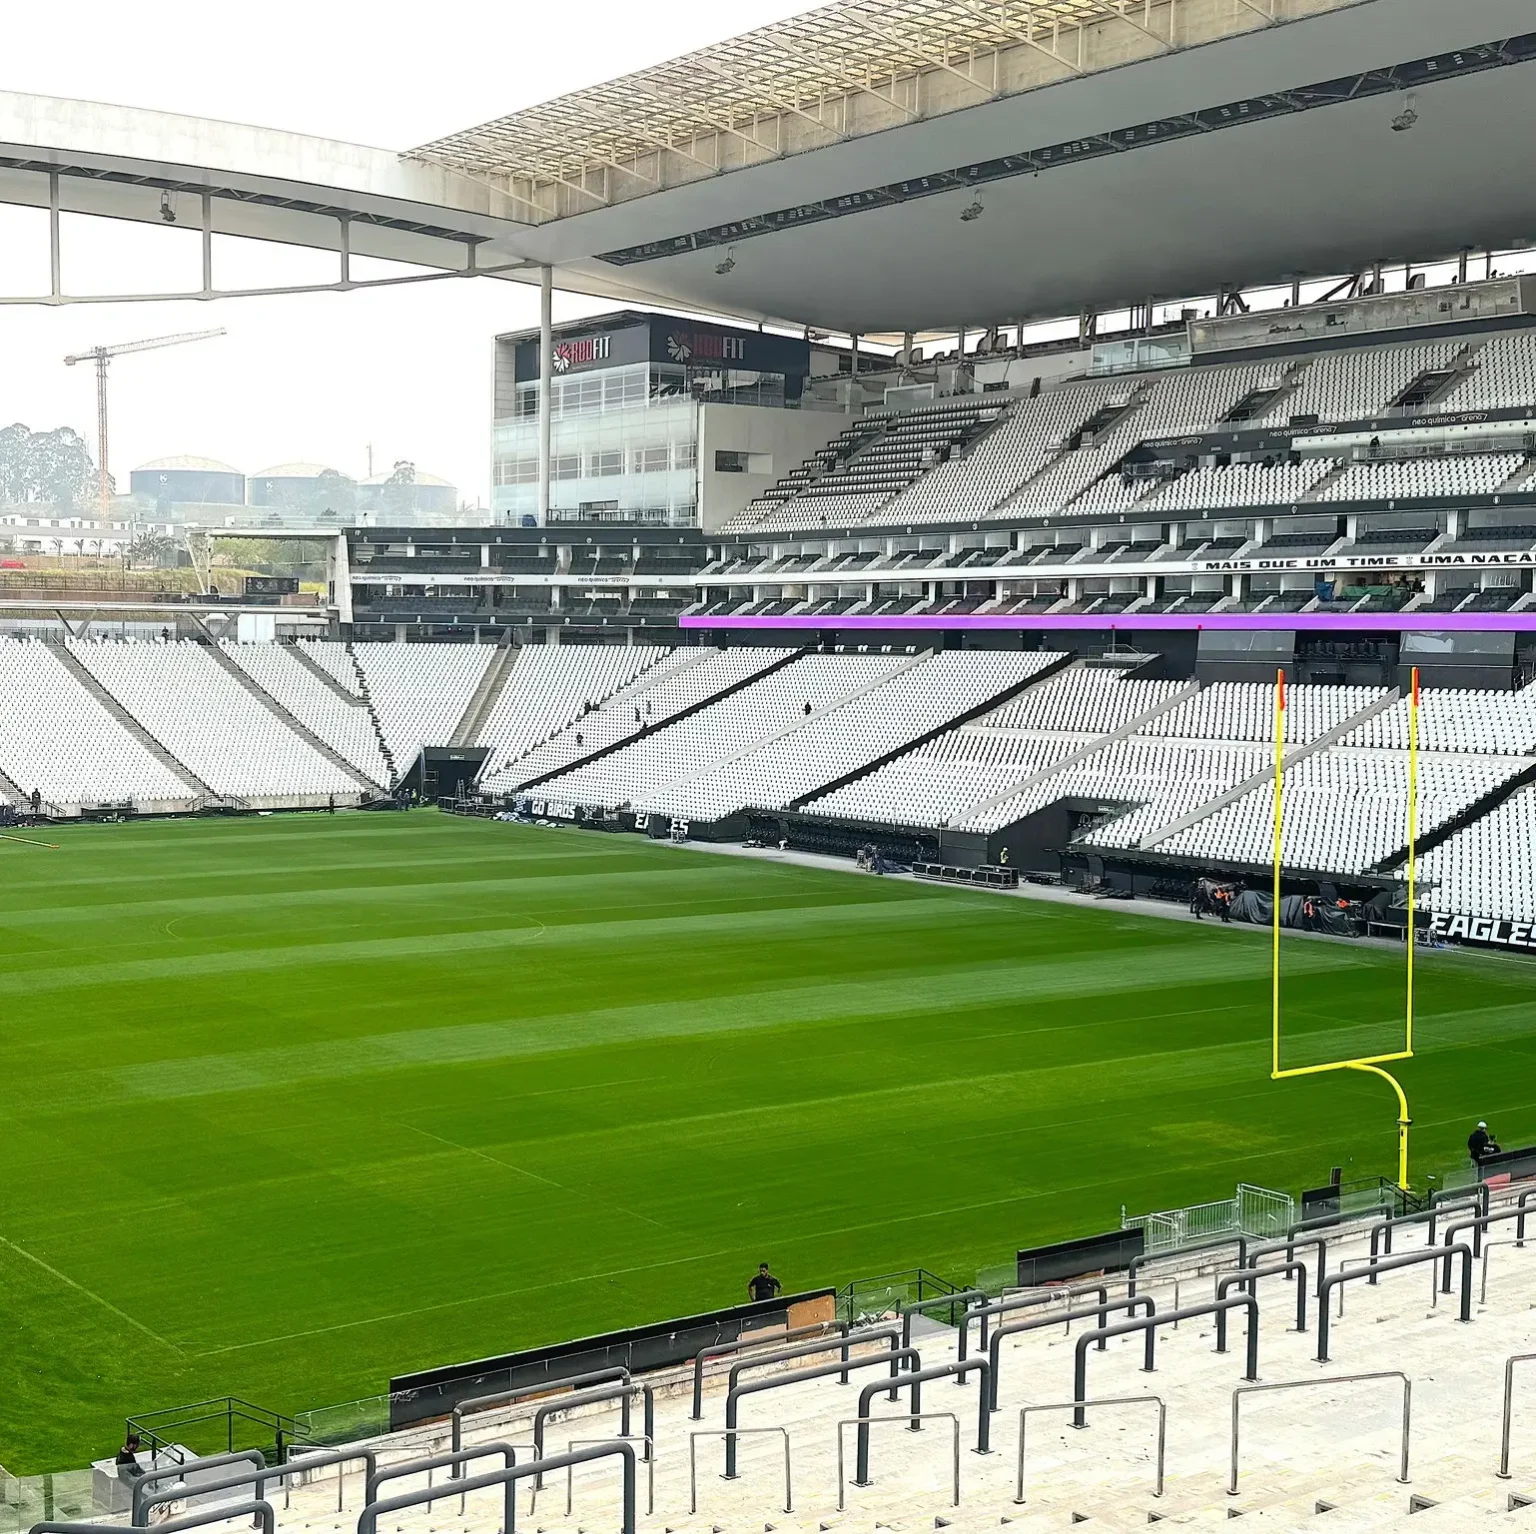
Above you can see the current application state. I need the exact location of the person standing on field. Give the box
[748,1263,782,1302]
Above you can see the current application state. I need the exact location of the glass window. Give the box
[588,451,623,478]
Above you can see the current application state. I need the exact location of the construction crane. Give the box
[64,328,226,520]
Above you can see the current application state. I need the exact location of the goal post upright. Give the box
[1268,667,1417,1191]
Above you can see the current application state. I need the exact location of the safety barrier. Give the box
[1014,1397,1166,1505]
[988,1295,1155,1409]
[1498,1352,1536,1479]
[1074,1296,1259,1426]
[724,1347,920,1477]
[839,1414,959,1509]
[1127,1234,1249,1297]
[1317,1245,1472,1362]
[130,1451,266,1525]
[1217,1258,1307,1338]
[853,1360,991,1484]
[133,1447,377,1527]
[688,1429,791,1514]
[691,1319,851,1419]
[356,1442,636,1534]
[532,1381,654,1485]
[450,1366,631,1474]
[557,1437,652,1517]
[1229,1374,1411,1495]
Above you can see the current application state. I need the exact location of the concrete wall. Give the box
[696,404,847,533]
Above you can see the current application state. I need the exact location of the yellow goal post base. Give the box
[1269,668,1419,1193]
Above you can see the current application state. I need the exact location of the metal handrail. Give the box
[959,1279,1115,1365]
[1369,1198,1484,1279]
[356,1442,636,1534]
[1498,1352,1536,1479]
[130,1450,267,1524]
[450,1366,630,1473]
[364,1441,518,1517]
[1441,1205,1533,1290]
[839,1414,959,1509]
[1128,1234,1249,1296]
[853,1359,991,1481]
[562,1436,653,1516]
[1331,1254,1443,1317]
[1317,1245,1473,1362]
[132,1447,377,1527]
[1074,1297,1259,1426]
[688,1428,790,1514]
[1015,1396,1166,1505]
[724,1347,920,1478]
[1482,1237,1530,1303]
[1217,1259,1307,1338]
[1229,1374,1411,1495]
[691,1319,851,1419]
[723,1324,901,1400]
[900,1288,989,1354]
[34,1506,274,1534]
[532,1380,654,1485]
[1245,1233,1330,1298]
[988,1294,1155,1409]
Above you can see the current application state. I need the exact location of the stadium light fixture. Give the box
[715,249,737,275]
[1391,93,1419,133]
[960,198,985,222]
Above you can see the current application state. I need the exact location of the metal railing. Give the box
[34,1507,273,1534]
[531,1381,654,1484]
[132,1447,377,1527]
[558,1437,653,1517]
[834,1268,963,1324]
[1128,1235,1249,1296]
[688,1429,790,1514]
[838,1414,959,1510]
[1440,1204,1534,1290]
[366,1443,519,1518]
[1229,1374,1411,1495]
[356,1443,636,1534]
[989,1295,1154,1409]
[1317,1245,1472,1362]
[1217,1259,1307,1337]
[1482,1237,1530,1303]
[1499,1352,1536,1480]
[124,1400,303,1465]
[127,1452,267,1525]
[691,1320,851,1419]
[852,1360,991,1481]
[1075,1297,1259,1426]
[450,1366,631,1473]
[1015,1397,1166,1505]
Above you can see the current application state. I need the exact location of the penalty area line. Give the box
[0,1232,182,1353]
[0,833,61,849]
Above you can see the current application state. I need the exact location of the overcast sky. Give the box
[0,0,823,504]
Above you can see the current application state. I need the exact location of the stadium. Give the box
[2,0,1536,1529]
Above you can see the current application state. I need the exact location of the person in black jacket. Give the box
[747,1263,782,1302]
[1468,1121,1502,1162]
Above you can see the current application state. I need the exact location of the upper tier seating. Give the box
[475,645,668,780]
[1444,329,1536,411]
[1142,682,1387,745]
[1149,459,1333,513]
[1258,340,1458,424]
[1342,683,1536,754]
[67,639,360,803]
[222,641,390,785]
[1317,452,1524,501]
[0,638,196,812]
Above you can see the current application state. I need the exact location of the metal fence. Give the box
[1123,1184,1294,1253]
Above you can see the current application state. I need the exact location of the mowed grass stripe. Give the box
[0,813,1531,1473]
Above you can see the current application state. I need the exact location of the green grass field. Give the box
[1,811,1533,1472]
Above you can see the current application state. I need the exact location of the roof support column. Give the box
[538,265,553,526]
[847,331,859,414]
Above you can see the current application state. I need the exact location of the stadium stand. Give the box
[221,641,391,786]
[0,638,199,813]
[345,641,497,776]
[1421,782,1536,924]
[72,1190,1532,1533]
[65,639,364,807]
[1316,452,1526,501]
[475,644,669,780]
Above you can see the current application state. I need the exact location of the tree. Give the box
[129,531,175,568]
[381,460,417,519]
[308,468,357,521]
[0,423,103,508]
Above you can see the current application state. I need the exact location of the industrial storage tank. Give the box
[130,455,246,506]
[358,468,458,516]
[247,462,348,508]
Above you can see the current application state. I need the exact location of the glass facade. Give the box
[493,368,700,527]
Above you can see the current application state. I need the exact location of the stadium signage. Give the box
[552,335,612,372]
[1429,912,1536,952]
[1197,552,1536,572]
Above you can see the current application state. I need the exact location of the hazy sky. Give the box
[0,1,823,504]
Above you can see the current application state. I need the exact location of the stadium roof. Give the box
[411,0,1220,193]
